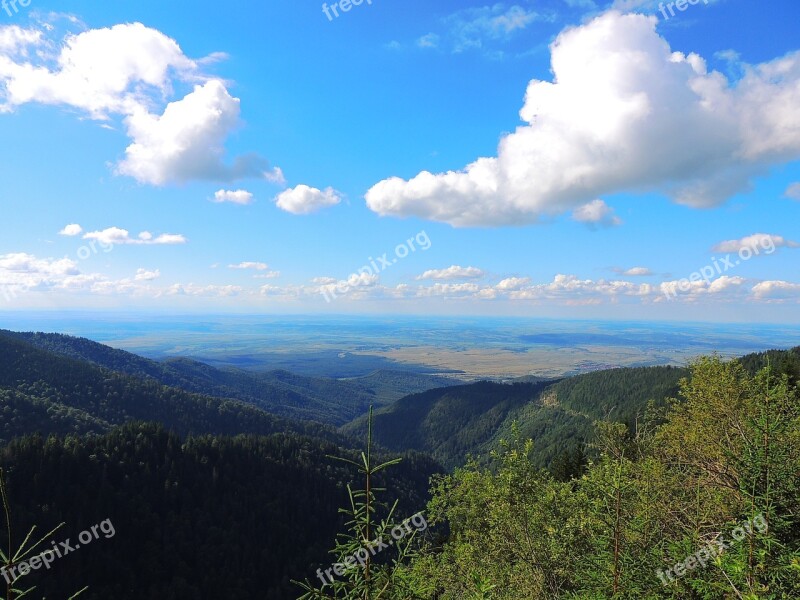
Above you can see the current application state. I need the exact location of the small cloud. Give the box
[253,271,281,279]
[274,185,342,215]
[572,200,622,228]
[312,276,337,285]
[495,276,531,290]
[417,33,440,49]
[751,280,800,300]
[134,268,161,281]
[83,227,187,245]
[264,167,286,186]
[618,266,653,276]
[228,262,270,271]
[785,183,800,201]
[417,265,485,280]
[213,189,254,205]
[59,224,83,237]
[712,233,799,253]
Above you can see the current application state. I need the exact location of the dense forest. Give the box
[303,355,800,599]
[0,424,438,599]
[1,330,799,598]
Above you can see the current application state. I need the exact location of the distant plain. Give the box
[2,313,797,379]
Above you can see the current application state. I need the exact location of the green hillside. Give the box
[1,330,457,425]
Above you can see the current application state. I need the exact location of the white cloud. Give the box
[59,223,83,236]
[417,265,485,280]
[117,80,270,185]
[165,283,242,297]
[572,200,622,227]
[622,266,653,276]
[312,276,338,285]
[274,185,342,215]
[264,167,287,186]
[785,182,800,200]
[366,11,800,227]
[83,227,187,245]
[712,233,799,253]
[0,23,277,186]
[0,26,41,55]
[751,280,800,300]
[496,277,531,290]
[416,282,482,297]
[213,189,254,205]
[253,271,281,279]
[135,268,161,281]
[228,262,270,271]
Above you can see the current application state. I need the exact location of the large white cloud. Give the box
[0,22,276,185]
[117,80,269,185]
[366,11,800,227]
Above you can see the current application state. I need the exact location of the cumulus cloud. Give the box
[712,233,799,253]
[135,268,161,281]
[0,22,277,185]
[366,11,800,227]
[83,227,187,245]
[117,80,270,185]
[495,277,531,290]
[59,223,83,236]
[213,189,254,205]
[0,26,41,55]
[274,185,342,215]
[572,200,622,227]
[417,265,485,280]
[785,182,800,200]
[751,280,800,300]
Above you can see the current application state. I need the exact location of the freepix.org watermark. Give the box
[658,0,709,21]
[1,518,115,585]
[2,0,32,17]
[322,0,372,22]
[657,514,767,586]
[320,230,432,303]
[663,235,776,301]
[315,512,427,585]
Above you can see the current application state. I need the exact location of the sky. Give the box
[0,0,799,321]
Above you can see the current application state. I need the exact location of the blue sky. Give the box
[0,0,799,321]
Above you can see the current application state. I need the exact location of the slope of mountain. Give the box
[342,380,556,469]
[0,330,457,425]
[0,332,348,445]
[343,366,689,470]
[0,423,440,600]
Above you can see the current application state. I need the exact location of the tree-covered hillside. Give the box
[0,423,439,600]
[343,366,687,471]
[0,332,348,445]
[1,330,456,425]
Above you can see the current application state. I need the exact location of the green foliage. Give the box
[0,423,438,599]
[295,408,425,599]
[343,366,685,473]
[403,356,800,599]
